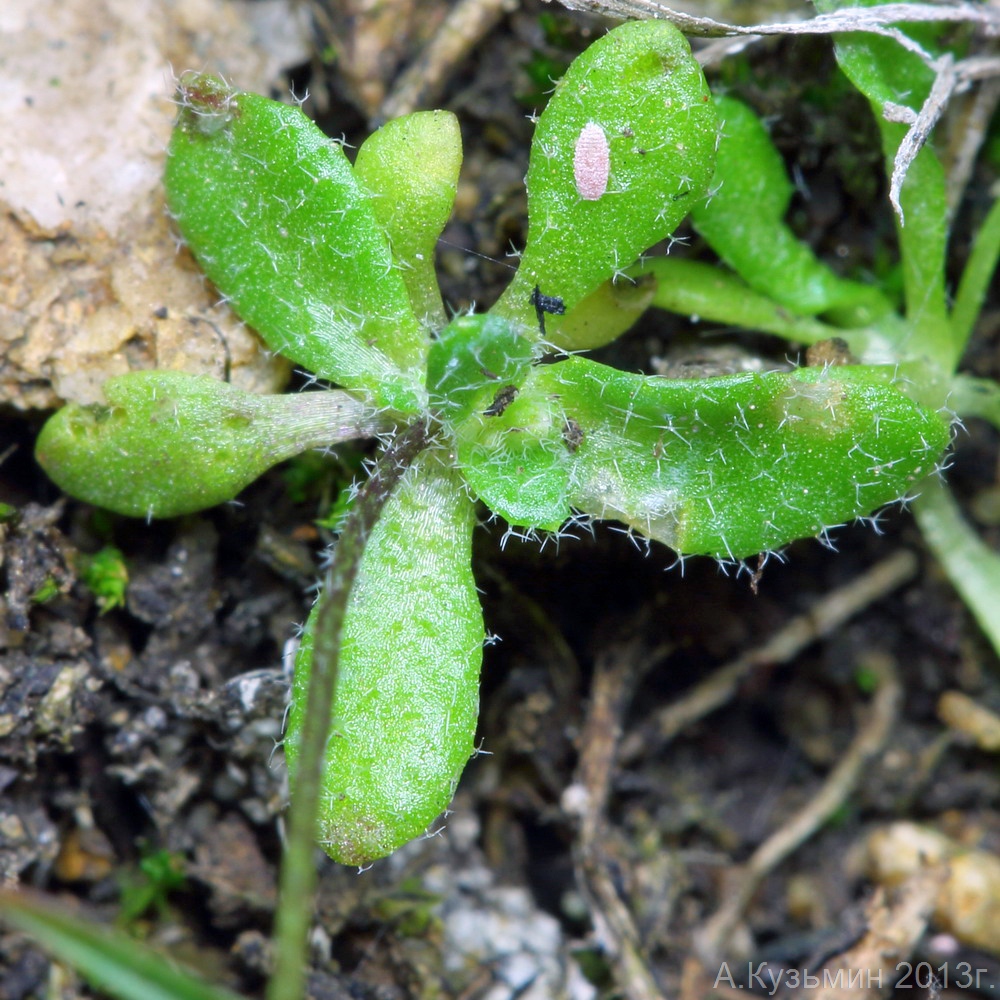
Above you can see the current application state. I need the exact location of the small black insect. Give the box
[484,385,519,418]
[531,285,565,337]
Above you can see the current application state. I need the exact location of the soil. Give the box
[2,2,1000,999]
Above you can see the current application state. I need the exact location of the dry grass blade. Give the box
[887,54,1000,224]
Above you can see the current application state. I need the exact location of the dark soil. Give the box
[2,3,1000,999]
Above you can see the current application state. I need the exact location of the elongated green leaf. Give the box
[284,449,483,865]
[873,116,951,361]
[35,372,379,518]
[165,74,425,414]
[530,356,951,560]
[690,95,892,323]
[493,20,718,339]
[638,257,897,361]
[949,196,1000,360]
[354,110,462,326]
[0,891,245,1000]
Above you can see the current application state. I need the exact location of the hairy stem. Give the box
[259,389,389,458]
[266,420,429,1000]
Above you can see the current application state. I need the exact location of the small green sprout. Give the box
[34,6,995,873]
[30,577,63,605]
[78,545,129,614]
[117,849,187,929]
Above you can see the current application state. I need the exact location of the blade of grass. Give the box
[0,891,245,1000]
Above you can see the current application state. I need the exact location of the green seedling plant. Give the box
[34,17,959,870]
[77,544,129,613]
[10,5,1000,1000]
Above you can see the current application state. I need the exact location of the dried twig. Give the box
[619,550,918,765]
[885,53,1000,223]
[379,0,516,124]
[563,613,671,1000]
[548,1,999,40]
[693,653,903,965]
[804,870,946,999]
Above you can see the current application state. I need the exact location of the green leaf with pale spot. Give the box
[529,356,951,559]
[493,20,718,340]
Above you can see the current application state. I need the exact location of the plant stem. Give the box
[258,389,389,461]
[913,474,1000,659]
[266,420,429,1000]
[950,195,1000,363]
[637,257,901,362]
[950,374,1000,430]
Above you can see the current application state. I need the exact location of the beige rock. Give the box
[864,821,1000,956]
[0,0,309,409]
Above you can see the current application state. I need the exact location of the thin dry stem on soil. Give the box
[619,549,918,764]
[563,610,671,1000]
[693,652,903,965]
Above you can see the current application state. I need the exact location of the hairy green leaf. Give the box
[165,73,425,414]
[531,356,951,559]
[36,372,378,518]
[427,313,536,424]
[284,450,482,865]
[453,370,572,531]
[493,20,718,340]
